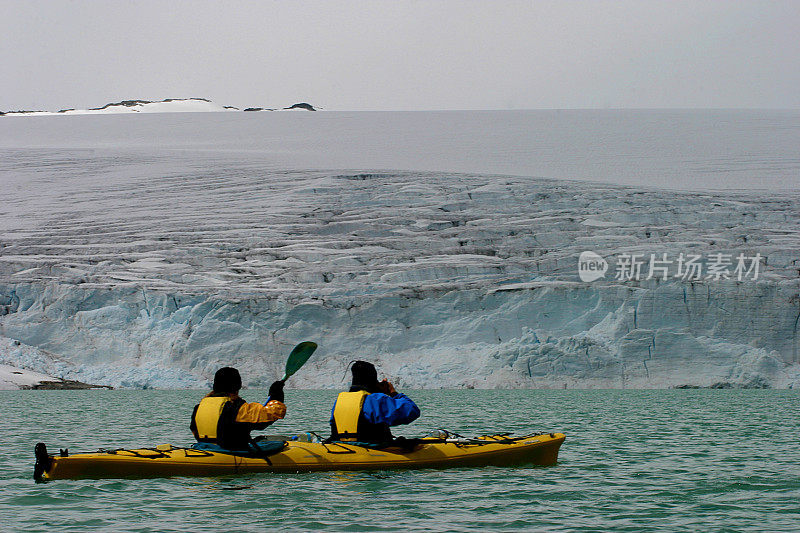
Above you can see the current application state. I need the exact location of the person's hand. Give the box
[379,379,397,396]
[268,380,285,403]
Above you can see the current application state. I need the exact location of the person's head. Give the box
[213,367,242,394]
[350,360,379,393]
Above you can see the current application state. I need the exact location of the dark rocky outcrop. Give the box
[284,102,316,111]
[163,97,210,103]
[673,377,771,389]
[3,110,44,115]
[244,107,264,112]
[90,99,151,110]
[23,379,114,390]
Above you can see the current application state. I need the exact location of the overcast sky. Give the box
[2,0,799,111]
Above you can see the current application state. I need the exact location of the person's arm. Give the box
[363,392,420,427]
[236,400,286,424]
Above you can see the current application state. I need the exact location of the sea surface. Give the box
[3,389,799,532]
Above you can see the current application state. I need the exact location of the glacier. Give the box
[1,111,799,389]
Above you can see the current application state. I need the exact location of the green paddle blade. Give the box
[281,341,317,381]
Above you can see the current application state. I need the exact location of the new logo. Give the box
[578,251,607,282]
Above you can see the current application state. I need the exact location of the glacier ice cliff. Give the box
[0,149,799,388]
[1,278,798,389]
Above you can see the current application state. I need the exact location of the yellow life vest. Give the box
[193,396,231,440]
[332,391,370,441]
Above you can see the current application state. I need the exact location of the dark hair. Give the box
[350,360,379,393]
[213,367,242,393]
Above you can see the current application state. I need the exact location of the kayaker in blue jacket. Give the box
[329,360,420,444]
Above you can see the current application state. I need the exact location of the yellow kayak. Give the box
[34,432,565,481]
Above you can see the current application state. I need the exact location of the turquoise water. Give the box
[3,389,799,532]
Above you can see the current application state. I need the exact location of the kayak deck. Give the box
[35,432,565,480]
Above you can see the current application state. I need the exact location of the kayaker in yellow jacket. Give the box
[190,367,286,450]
